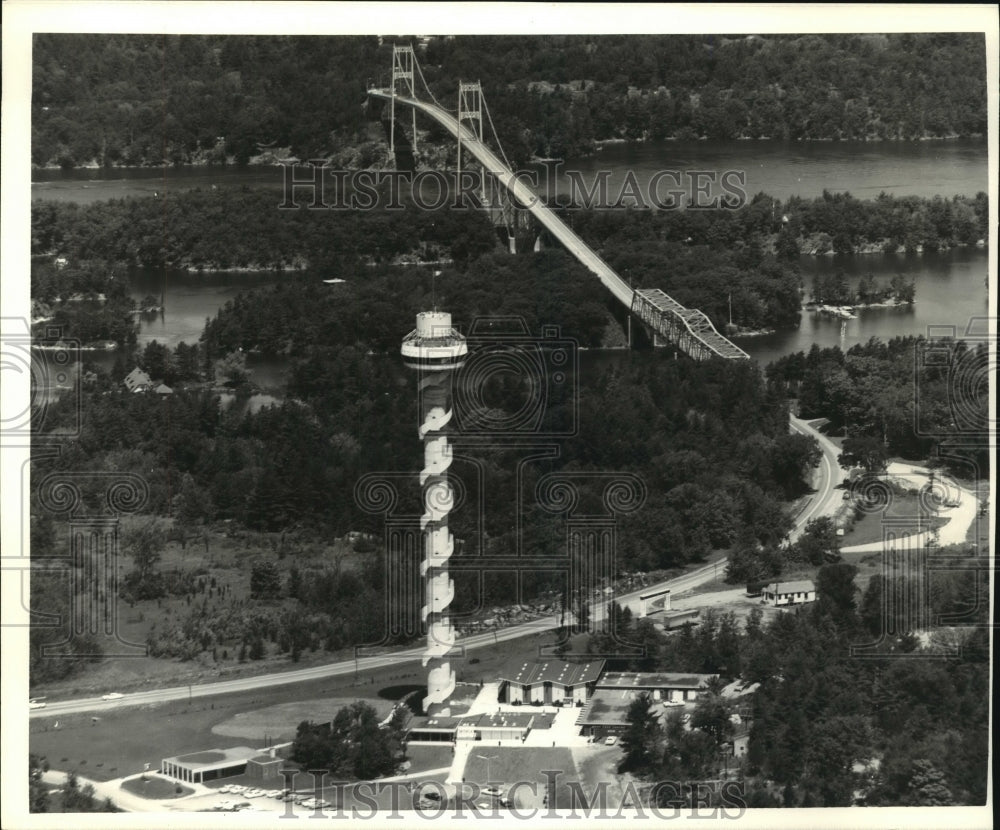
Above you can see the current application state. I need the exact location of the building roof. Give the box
[250,754,280,764]
[765,580,815,595]
[596,671,716,690]
[576,690,637,727]
[500,659,605,687]
[408,716,461,732]
[464,712,555,731]
[123,367,152,391]
[163,746,259,772]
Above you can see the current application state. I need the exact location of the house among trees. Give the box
[123,367,152,392]
[122,368,172,394]
[761,579,816,607]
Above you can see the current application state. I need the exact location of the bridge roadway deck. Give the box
[369,90,749,360]
[370,90,634,308]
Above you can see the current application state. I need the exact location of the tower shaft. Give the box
[402,311,466,716]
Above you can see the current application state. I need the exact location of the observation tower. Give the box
[401,311,467,715]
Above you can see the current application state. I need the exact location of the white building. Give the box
[762,579,816,606]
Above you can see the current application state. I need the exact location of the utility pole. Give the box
[476,753,498,784]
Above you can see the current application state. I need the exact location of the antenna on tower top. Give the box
[432,270,441,312]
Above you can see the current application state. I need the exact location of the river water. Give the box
[33,138,990,387]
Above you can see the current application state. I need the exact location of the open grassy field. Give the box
[210,697,396,740]
[461,746,580,808]
[839,492,950,547]
[120,774,193,799]
[29,629,562,782]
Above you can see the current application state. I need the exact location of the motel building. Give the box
[577,672,718,740]
[596,671,717,703]
[761,579,816,607]
[498,659,605,705]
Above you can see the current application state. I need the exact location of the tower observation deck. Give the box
[401,311,467,715]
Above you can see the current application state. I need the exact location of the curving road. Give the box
[788,414,845,541]
[29,416,836,720]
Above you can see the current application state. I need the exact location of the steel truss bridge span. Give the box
[368,80,749,361]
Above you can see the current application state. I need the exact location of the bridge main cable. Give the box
[368,88,749,360]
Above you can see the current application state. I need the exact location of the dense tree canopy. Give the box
[33,34,988,168]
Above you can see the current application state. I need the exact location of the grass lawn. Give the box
[211,697,395,741]
[30,670,421,782]
[30,628,564,783]
[120,774,193,799]
[461,747,580,808]
[841,492,949,547]
[403,744,453,775]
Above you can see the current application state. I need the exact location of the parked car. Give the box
[604,735,618,746]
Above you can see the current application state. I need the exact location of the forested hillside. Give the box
[33,33,988,168]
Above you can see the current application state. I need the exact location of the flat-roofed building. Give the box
[498,659,605,705]
[407,715,462,743]
[161,746,260,784]
[596,671,716,703]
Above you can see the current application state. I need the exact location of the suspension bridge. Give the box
[368,45,750,361]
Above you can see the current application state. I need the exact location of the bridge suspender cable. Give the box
[375,47,750,361]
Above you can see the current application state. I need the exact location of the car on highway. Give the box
[101,692,124,700]
[29,699,46,709]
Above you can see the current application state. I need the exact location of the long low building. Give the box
[498,659,605,705]
[161,746,262,784]
[596,671,717,703]
[407,711,556,744]
[762,579,816,606]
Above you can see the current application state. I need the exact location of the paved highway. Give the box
[29,416,836,720]
[789,414,845,541]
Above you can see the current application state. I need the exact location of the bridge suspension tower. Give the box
[390,45,419,155]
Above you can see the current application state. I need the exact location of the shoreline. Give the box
[33,134,987,175]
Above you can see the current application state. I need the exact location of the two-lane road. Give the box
[789,414,845,540]
[30,415,838,718]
